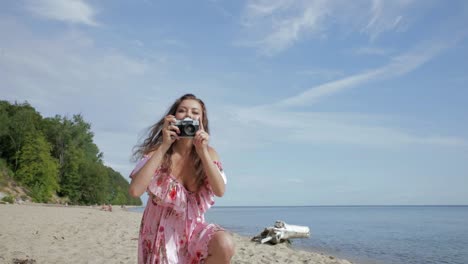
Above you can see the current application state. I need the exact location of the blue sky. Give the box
[1,0,467,206]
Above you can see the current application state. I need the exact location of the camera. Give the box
[173,118,200,137]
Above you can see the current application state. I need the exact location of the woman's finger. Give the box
[198,117,205,131]
[195,133,202,143]
[168,131,179,140]
[197,133,208,145]
[167,125,180,134]
[164,115,176,127]
[195,130,207,137]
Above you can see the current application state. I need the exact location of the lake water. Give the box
[130,206,468,264]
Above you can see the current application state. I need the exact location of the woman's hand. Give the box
[161,115,180,149]
[193,117,209,155]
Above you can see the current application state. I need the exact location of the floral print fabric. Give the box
[130,155,226,264]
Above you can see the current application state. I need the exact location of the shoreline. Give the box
[0,203,354,264]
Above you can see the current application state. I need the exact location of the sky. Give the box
[1,0,467,206]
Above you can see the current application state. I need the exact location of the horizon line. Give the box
[212,204,468,207]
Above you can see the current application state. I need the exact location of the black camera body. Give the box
[173,118,200,137]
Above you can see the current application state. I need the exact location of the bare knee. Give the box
[208,231,235,261]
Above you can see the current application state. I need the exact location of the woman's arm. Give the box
[199,146,226,197]
[128,145,169,197]
[129,115,178,197]
[192,117,225,197]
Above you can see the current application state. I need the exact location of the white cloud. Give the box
[245,0,295,18]
[0,29,150,102]
[161,39,188,49]
[296,69,344,80]
[217,34,468,149]
[239,0,419,55]
[226,105,468,148]
[362,0,413,41]
[285,178,304,184]
[275,37,459,108]
[354,46,391,56]
[25,0,99,26]
[240,0,329,55]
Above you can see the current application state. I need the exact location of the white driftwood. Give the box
[252,220,310,245]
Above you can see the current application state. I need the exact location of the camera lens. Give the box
[184,124,196,136]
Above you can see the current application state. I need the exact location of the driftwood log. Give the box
[251,220,310,245]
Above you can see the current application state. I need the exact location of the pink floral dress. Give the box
[130,155,227,264]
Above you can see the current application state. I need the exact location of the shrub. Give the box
[1,195,15,204]
[0,158,11,187]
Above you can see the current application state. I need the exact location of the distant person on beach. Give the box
[100,204,112,212]
[129,94,234,263]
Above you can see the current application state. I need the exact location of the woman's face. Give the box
[175,99,203,121]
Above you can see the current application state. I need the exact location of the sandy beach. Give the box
[0,204,353,264]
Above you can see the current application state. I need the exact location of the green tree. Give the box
[59,145,85,203]
[0,101,42,171]
[15,133,59,202]
[42,114,105,204]
[105,166,142,205]
[111,187,127,205]
[0,102,9,137]
[78,160,108,205]
[0,102,11,164]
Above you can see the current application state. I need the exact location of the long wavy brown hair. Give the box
[132,94,210,190]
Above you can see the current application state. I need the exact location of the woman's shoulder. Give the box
[144,145,162,158]
[207,146,220,160]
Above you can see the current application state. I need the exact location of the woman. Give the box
[129,94,235,264]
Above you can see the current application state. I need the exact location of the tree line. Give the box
[0,100,141,206]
